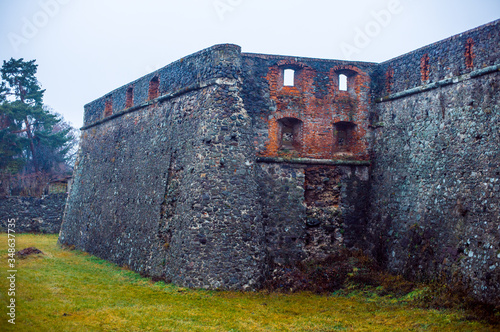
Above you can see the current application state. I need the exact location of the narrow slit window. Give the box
[148,76,160,100]
[104,97,112,117]
[284,69,295,86]
[339,74,348,91]
[126,87,134,108]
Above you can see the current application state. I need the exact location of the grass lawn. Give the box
[0,233,497,331]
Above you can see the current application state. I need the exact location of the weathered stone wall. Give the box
[240,52,374,274]
[0,194,66,233]
[373,20,500,99]
[60,44,266,290]
[256,162,370,271]
[83,44,242,128]
[368,20,500,304]
[60,20,499,303]
[62,43,376,290]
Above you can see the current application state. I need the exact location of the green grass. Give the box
[0,234,497,331]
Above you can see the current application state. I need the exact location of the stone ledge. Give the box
[376,63,500,103]
[256,156,371,166]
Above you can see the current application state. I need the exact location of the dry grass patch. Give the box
[0,234,497,331]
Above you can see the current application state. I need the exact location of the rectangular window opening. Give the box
[284,69,295,86]
[278,117,302,153]
[337,129,347,146]
[104,97,113,117]
[126,87,134,108]
[339,74,348,91]
[334,121,356,152]
[149,76,160,100]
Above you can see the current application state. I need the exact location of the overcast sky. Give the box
[1,0,499,128]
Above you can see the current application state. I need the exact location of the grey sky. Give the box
[1,0,499,128]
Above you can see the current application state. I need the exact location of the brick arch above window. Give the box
[266,60,315,93]
[330,65,369,96]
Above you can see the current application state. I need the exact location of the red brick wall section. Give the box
[465,38,475,69]
[148,77,160,100]
[262,61,370,160]
[266,117,280,155]
[126,86,134,108]
[420,54,430,83]
[104,98,112,117]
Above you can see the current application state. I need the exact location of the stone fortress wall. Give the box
[0,194,66,233]
[369,20,500,303]
[59,20,500,303]
[239,52,375,278]
[61,45,267,289]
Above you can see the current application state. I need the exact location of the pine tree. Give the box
[0,58,76,175]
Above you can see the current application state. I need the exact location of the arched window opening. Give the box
[339,74,348,91]
[284,69,295,87]
[126,86,134,108]
[148,76,160,100]
[278,117,302,152]
[104,96,113,117]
